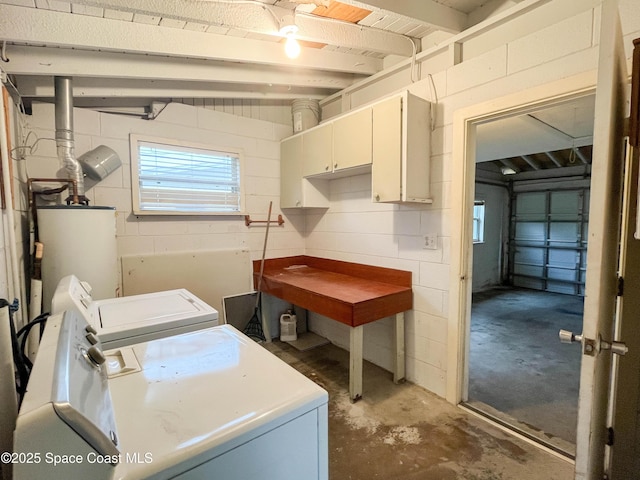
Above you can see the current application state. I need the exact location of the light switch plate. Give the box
[423,234,438,250]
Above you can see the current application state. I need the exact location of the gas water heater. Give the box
[37,205,118,312]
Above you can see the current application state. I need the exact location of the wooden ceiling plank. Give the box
[312,1,371,23]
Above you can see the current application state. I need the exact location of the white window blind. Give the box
[131,136,243,215]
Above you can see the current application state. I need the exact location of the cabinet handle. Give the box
[334,163,338,169]
[296,200,301,207]
[374,193,380,202]
[325,165,329,171]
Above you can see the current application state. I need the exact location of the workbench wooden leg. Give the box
[349,325,363,402]
[393,312,405,384]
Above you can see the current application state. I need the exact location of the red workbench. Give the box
[254,255,412,401]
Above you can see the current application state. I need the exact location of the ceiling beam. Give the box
[347,0,467,33]
[48,0,414,56]
[545,151,564,167]
[0,4,383,75]
[5,46,359,93]
[572,147,590,164]
[14,75,335,100]
[521,154,540,170]
[511,164,591,183]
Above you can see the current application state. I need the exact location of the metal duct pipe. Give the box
[54,76,85,203]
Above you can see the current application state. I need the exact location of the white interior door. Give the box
[607,142,640,477]
[572,0,628,478]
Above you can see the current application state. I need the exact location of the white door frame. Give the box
[446,71,598,405]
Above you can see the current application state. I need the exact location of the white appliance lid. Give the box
[109,325,327,479]
[96,289,218,337]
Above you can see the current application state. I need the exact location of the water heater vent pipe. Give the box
[54,76,85,204]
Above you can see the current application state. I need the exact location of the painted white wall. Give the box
[306,0,640,398]
[2,0,640,402]
[472,182,508,292]
[171,98,293,126]
[20,101,305,293]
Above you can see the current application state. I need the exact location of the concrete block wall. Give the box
[305,0,640,398]
[21,101,304,292]
[172,97,293,126]
[2,0,639,401]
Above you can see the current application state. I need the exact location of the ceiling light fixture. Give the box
[280,14,301,59]
[501,166,517,175]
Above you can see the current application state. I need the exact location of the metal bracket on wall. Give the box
[244,214,285,227]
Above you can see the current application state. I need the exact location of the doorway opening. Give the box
[461,94,595,458]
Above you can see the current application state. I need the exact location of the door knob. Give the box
[601,339,629,356]
[559,329,583,344]
[559,330,627,356]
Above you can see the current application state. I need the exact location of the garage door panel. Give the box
[510,188,588,295]
[550,191,582,215]
[548,248,579,268]
[549,223,580,245]
[514,246,545,265]
[515,222,546,243]
[547,280,578,295]
[516,192,546,220]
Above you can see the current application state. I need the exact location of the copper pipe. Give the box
[27,178,79,243]
[244,214,285,227]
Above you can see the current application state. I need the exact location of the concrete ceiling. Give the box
[0,0,527,107]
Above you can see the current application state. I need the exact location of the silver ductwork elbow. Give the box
[54,76,85,203]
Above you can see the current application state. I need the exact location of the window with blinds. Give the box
[130,135,243,215]
[473,200,485,244]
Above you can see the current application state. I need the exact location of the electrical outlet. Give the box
[423,234,438,250]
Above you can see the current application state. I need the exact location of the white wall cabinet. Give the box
[302,122,333,177]
[332,107,372,173]
[302,107,373,178]
[280,90,430,208]
[372,91,431,204]
[281,135,329,209]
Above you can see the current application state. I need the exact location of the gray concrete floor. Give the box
[468,287,583,457]
[265,339,574,480]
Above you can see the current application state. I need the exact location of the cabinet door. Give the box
[403,92,431,203]
[333,107,372,171]
[281,135,329,208]
[372,96,402,202]
[280,135,303,208]
[302,122,333,177]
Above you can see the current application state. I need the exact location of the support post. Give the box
[349,325,363,402]
[394,312,406,383]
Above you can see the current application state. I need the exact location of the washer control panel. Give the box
[50,311,120,459]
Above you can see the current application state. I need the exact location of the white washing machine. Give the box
[51,274,219,349]
[13,310,328,480]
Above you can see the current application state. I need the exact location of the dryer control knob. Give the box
[87,345,106,366]
[86,333,99,345]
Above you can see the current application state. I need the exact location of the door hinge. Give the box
[617,276,624,296]
[606,426,615,446]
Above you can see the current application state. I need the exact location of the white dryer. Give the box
[51,274,219,349]
[13,310,328,480]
